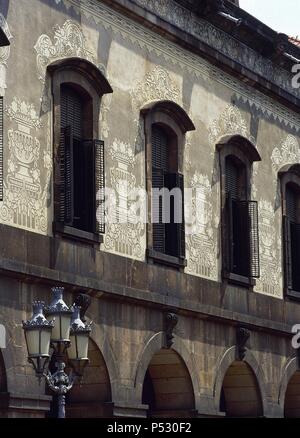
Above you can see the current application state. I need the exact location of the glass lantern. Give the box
[22,301,54,376]
[45,287,73,349]
[68,306,91,376]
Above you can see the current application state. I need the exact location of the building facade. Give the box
[0,0,299,418]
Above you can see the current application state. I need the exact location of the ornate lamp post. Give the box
[22,287,92,418]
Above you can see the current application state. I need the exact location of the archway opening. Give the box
[66,339,112,418]
[142,349,195,418]
[220,361,263,417]
[284,370,300,417]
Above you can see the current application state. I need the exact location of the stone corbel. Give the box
[74,293,92,323]
[164,312,178,349]
[236,326,250,360]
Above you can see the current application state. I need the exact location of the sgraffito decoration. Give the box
[271,135,300,172]
[185,172,219,280]
[254,200,282,298]
[0,13,12,91]
[34,20,97,83]
[0,98,49,232]
[208,104,254,147]
[131,65,181,114]
[104,139,146,260]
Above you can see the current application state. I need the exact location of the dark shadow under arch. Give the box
[220,360,263,417]
[142,348,196,418]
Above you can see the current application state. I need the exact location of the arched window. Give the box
[48,58,112,243]
[151,124,184,259]
[218,135,261,286]
[142,100,195,269]
[279,164,300,298]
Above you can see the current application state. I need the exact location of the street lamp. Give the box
[22,287,92,418]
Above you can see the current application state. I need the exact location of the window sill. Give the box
[53,222,103,245]
[286,289,300,300]
[223,271,256,288]
[147,249,187,269]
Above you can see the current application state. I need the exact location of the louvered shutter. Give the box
[94,140,105,234]
[63,126,73,225]
[285,187,299,291]
[165,172,185,258]
[152,125,168,253]
[61,87,82,139]
[152,125,168,172]
[225,193,234,273]
[0,97,3,201]
[233,200,251,277]
[152,168,165,253]
[58,125,73,225]
[177,173,185,259]
[248,200,260,278]
[290,222,300,292]
[283,216,293,290]
[225,157,239,199]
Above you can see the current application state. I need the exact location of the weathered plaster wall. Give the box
[0,0,299,299]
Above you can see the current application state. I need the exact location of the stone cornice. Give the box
[129,0,299,101]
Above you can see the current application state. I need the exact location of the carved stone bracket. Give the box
[164,312,178,349]
[73,293,92,323]
[236,326,250,360]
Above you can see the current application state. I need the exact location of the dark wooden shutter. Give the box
[94,140,105,234]
[290,222,300,292]
[152,125,168,254]
[78,139,94,232]
[283,216,293,291]
[285,186,299,291]
[225,193,234,273]
[61,87,82,139]
[177,173,185,259]
[152,168,165,253]
[232,199,250,277]
[58,125,73,225]
[0,97,3,201]
[286,187,297,222]
[152,125,168,172]
[225,157,239,198]
[248,200,260,278]
[165,172,185,259]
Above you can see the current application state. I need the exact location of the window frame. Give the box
[279,165,300,299]
[218,135,261,287]
[49,59,112,245]
[142,101,195,270]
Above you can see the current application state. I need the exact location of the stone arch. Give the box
[213,346,268,417]
[66,337,113,418]
[141,100,195,133]
[216,134,261,163]
[134,332,199,416]
[47,57,112,96]
[278,356,300,417]
[88,326,119,402]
